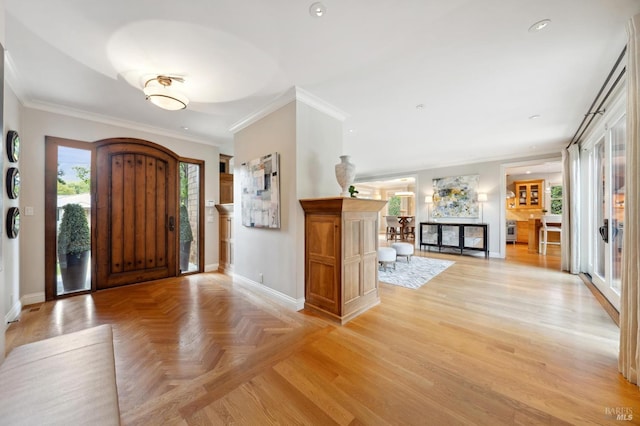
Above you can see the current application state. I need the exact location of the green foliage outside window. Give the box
[550,185,563,214]
[388,196,401,215]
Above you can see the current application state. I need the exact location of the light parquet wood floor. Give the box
[6,247,639,425]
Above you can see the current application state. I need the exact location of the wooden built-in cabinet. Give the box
[514,180,543,209]
[215,204,233,273]
[300,197,387,324]
[219,154,234,204]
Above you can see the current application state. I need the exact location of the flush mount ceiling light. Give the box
[309,2,326,17]
[528,19,551,33]
[143,75,189,111]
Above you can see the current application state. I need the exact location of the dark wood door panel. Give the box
[96,140,178,289]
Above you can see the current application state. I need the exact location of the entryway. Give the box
[44,137,203,300]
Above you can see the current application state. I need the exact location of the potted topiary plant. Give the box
[57,203,91,292]
[179,204,194,272]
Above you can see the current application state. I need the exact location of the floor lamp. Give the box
[425,194,433,221]
[478,193,488,223]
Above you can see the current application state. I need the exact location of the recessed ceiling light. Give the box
[309,2,326,17]
[348,129,355,133]
[526,171,532,174]
[528,19,551,33]
[529,114,540,120]
[416,104,425,110]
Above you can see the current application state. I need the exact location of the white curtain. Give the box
[561,144,580,274]
[619,14,640,386]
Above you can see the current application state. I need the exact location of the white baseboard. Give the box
[5,299,22,325]
[232,274,305,311]
[204,263,219,272]
[21,292,45,307]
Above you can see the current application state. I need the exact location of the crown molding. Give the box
[229,86,349,134]
[22,99,225,147]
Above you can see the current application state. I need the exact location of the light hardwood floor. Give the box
[6,245,637,425]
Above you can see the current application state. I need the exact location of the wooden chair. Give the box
[385,216,400,241]
[402,216,415,240]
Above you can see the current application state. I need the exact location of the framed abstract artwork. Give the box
[240,152,280,228]
[432,174,479,218]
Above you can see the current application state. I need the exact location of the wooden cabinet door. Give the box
[220,173,233,204]
[305,215,341,315]
[96,140,178,289]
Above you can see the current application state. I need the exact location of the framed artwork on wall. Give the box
[240,152,280,229]
[6,207,19,239]
[6,167,19,199]
[6,130,19,163]
[432,174,480,218]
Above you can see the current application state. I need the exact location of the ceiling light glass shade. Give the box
[477,193,488,202]
[309,2,326,17]
[506,191,516,199]
[528,19,551,33]
[144,76,189,111]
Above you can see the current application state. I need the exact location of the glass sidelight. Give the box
[56,146,92,296]
[179,162,201,273]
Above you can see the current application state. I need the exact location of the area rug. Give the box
[379,256,454,289]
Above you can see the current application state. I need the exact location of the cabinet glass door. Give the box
[463,226,485,249]
[421,224,439,245]
[441,225,459,247]
[530,184,540,207]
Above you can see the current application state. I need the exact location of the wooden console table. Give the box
[300,197,387,324]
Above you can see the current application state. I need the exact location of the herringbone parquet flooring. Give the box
[6,251,640,425]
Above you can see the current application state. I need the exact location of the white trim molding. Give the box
[5,300,22,325]
[232,274,305,311]
[21,292,45,307]
[229,86,349,134]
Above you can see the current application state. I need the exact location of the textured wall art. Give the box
[432,174,479,218]
[240,152,280,228]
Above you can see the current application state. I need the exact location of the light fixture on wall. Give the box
[477,193,488,223]
[309,2,326,17]
[144,75,189,111]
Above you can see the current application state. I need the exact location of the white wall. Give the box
[234,102,298,298]
[233,99,343,303]
[3,85,20,325]
[19,107,221,302]
[1,0,7,361]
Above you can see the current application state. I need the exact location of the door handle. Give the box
[169,216,175,231]
[598,219,608,243]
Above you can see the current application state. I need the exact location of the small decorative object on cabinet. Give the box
[335,155,356,197]
[514,179,543,209]
[6,130,20,162]
[419,222,489,257]
[300,197,387,324]
[215,204,233,273]
[6,207,20,239]
[6,167,19,199]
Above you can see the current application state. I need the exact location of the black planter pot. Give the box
[60,251,90,292]
[180,241,192,272]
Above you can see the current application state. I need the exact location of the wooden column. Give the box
[300,197,387,324]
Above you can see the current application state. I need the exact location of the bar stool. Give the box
[539,214,562,255]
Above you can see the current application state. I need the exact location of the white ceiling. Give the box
[5,0,639,176]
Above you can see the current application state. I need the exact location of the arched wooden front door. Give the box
[95,138,178,289]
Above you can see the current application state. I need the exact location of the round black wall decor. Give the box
[6,167,20,199]
[6,130,20,163]
[6,207,20,239]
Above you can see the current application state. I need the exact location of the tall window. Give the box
[550,185,563,214]
[388,196,401,215]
